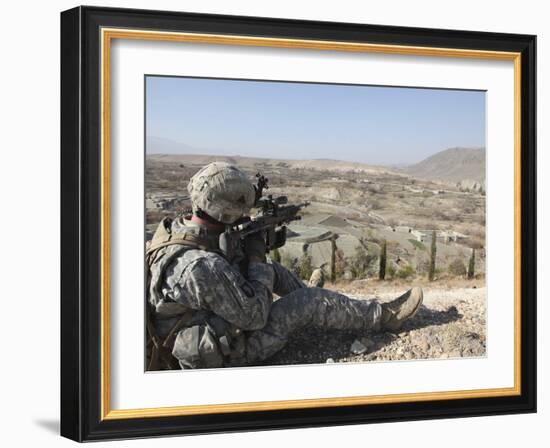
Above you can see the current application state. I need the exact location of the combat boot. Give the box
[380,287,423,331]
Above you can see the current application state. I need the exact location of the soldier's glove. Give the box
[243,232,267,262]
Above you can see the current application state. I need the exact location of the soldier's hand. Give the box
[243,232,267,262]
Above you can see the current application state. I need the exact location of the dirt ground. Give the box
[262,279,486,366]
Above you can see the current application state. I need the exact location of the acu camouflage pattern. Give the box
[187,162,256,224]
[147,217,383,368]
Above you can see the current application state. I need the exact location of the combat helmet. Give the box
[187,162,256,224]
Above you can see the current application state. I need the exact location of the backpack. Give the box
[145,217,215,370]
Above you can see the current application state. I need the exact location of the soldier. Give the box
[146,162,423,370]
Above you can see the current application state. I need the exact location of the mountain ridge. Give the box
[403,147,486,183]
[146,140,486,183]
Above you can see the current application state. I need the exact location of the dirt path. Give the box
[264,283,486,366]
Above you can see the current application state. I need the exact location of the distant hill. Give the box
[147,153,391,175]
[404,147,486,183]
[146,137,396,174]
[147,136,197,154]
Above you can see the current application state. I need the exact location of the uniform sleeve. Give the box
[183,255,275,331]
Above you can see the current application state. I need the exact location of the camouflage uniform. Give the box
[148,217,383,369]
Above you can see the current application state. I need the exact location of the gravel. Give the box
[262,285,486,366]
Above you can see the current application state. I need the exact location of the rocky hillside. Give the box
[405,147,486,183]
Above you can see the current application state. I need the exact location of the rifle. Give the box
[219,173,309,263]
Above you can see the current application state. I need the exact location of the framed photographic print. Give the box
[60,6,536,441]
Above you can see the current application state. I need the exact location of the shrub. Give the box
[298,253,314,280]
[396,265,415,279]
[448,258,467,277]
[386,263,396,279]
[280,252,296,273]
[335,249,347,279]
[350,244,374,279]
[270,248,281,263]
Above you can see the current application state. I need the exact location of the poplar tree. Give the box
[379,239,387,280]
[467,248,476,279]
[428,231,437,281]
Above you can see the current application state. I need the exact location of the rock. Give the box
[360,337,377,353]
[384,333,398,342]
[418,338,430,351]
[350,339,368,355]
[326,358,335,364]
[457,179,485,194]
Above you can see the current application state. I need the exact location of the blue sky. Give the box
[146,76,485,165]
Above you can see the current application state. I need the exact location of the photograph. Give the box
[144,75,487,370]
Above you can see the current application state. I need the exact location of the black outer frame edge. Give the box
[86,396,536,442]
[82,4,535,51]
[519,35,537,414]
[60,6,83,442]
[59,5,537,442]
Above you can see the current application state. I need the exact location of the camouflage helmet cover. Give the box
[187,162,256,224]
